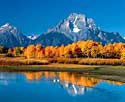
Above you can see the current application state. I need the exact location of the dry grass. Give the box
[41,63,96,68]
[0,57,49,65]
[1,57,125,82]
[78,58,124,65]
[0,57,125,66]
[47,58,125,66]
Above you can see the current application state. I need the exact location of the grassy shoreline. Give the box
[1,57,125,82]
[0,64,125,82]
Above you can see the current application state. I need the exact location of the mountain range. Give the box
[0,13,124,48]
[0,23,33,48]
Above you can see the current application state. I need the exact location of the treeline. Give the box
[6,40,125,59]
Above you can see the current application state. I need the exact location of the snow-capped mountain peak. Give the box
[46,13,125,44]
[47,13,99,42]
[68,13,87,22]
[0,23,14,29]
[0,23,31,48]
[1,23,10,27]
[0,13,125,48]
[0,23,18,34]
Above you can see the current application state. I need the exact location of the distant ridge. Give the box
[0,13,125,48]
[0,23,32,48]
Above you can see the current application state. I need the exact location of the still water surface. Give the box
[0,71,125,102]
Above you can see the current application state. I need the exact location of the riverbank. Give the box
[1,57,125,82]
[0,64,125,82]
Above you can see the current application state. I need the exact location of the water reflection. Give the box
[23,72,123,96]
[0,73,19,85]
[0,71,123,96]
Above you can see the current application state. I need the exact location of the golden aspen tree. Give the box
[26,45,36,59]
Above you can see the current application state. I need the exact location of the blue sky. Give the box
[0,0,125,36]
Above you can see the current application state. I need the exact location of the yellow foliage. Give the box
[9,40,125,59]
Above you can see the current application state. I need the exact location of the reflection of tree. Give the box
[58,72,101,87]
[22,71,123,86]
[22,71,123,96]
[23,72,43,81]
[23,71,102,95]
[104,80,123,85]
[0,71,123,96]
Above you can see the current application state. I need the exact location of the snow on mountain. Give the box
[47,13,98,42]
[27,34,40,40]
[0,13,125,48]
[72,15,81,33]
[123,36,125,40]
[47,13,125,45]
[0,23,32,48]
[0,23,17,34]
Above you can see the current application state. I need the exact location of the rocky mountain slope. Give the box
[0,23,32,48]
[46,13,125,45]
[0,13,124,48]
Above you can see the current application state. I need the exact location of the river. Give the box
[0,71,124,102]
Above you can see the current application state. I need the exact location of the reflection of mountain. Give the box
[0,72,19,85]
[23,72,101,86]
[23,72,100,95]
[22,72,123,96]
[60,82,92,96]
[0,71,123,96]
